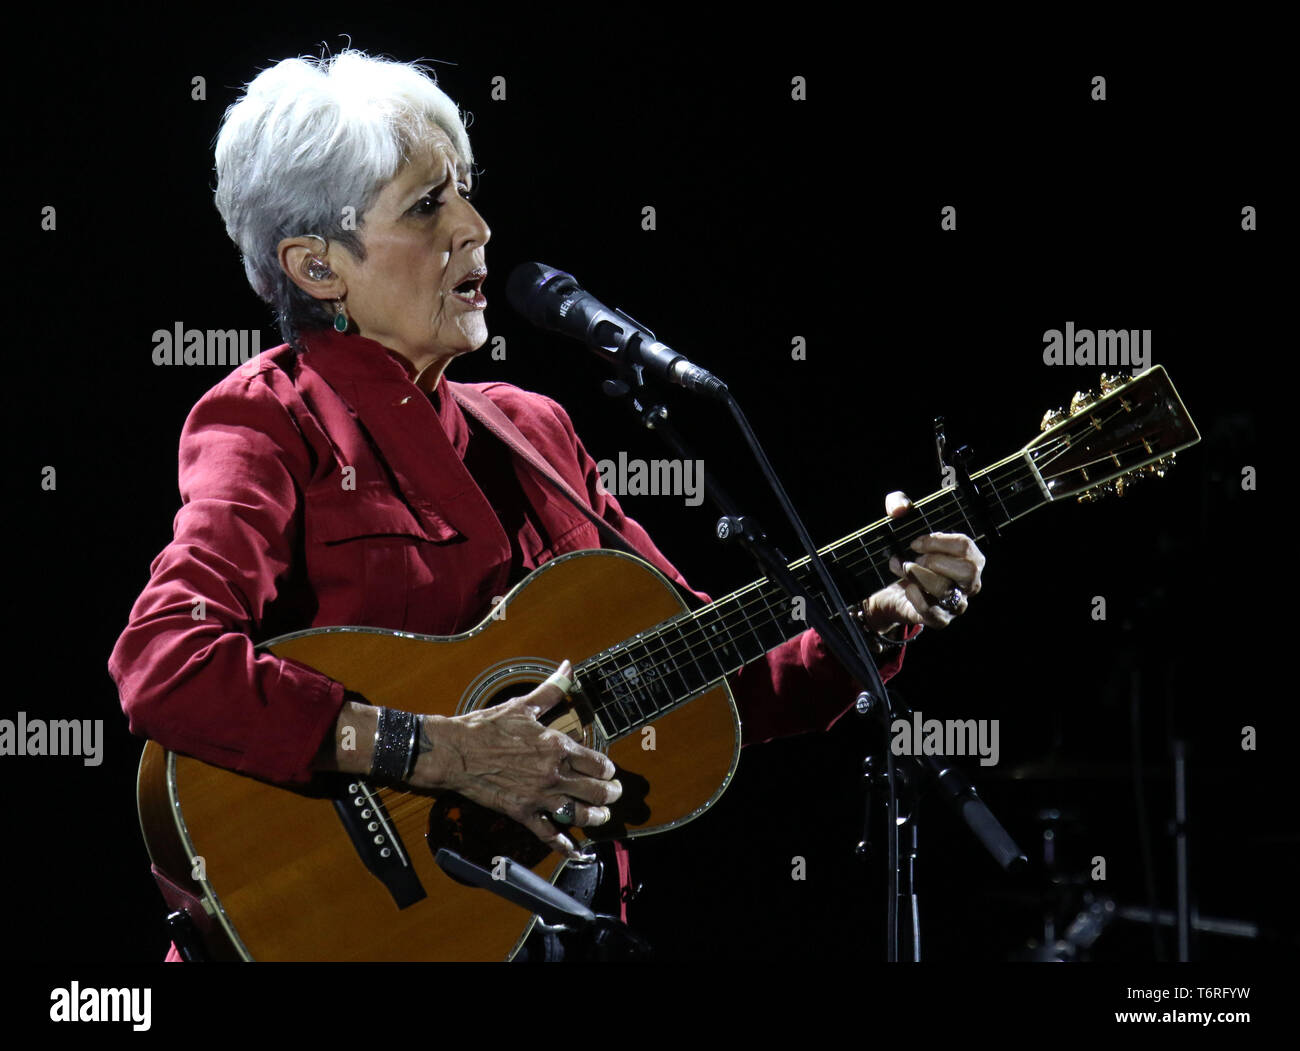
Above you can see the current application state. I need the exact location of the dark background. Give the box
[6,7,1291,987]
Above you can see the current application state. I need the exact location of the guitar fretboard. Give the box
[576,450,1045,739]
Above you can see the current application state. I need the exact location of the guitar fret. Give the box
[667,655,706,703]
[605,650,650,733]
[672,640,728,707]
[864,534,890,589]
[883,514,908,559]
[684,607,727,684]
[598,667,631,735]
[701,606,743,672]
[914,499,935,534]
[948,486,979,539]
[623,640,667,720]
[659,639,699,706]
[721,595,769,664]
[599,680,631,735]
[866,536,893,586]
[749,592,792,653]
[600,649,638,728]
[987,463,1020,528]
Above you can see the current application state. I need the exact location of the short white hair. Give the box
[214,49,474,344]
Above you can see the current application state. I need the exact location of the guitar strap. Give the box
[450,384,703,613]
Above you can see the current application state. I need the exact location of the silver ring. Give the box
[937,585,965,613]
[549,800,576,826]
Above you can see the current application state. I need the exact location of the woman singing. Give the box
[109,48,985,961]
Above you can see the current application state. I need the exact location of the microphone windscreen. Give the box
[505,262,579,329]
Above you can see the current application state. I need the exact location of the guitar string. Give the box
[585,489,986,725]
[373,469,1017,799]
[383,409,1168,827]
[385,457,1022,785]
[608,408,1153,698]
[378,425,1161,821]
[637,426,1158,682]
[579,456,1030,730]
[579,431,1159,732]
[373,467,1029,824]
[1028,401,1149,473]
[538,414,1122,730]
[384,415,1151,764]
[581,454,1035,728]
[585,452,1039,666]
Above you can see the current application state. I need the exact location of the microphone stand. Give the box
[598,369,1025,961]
[434,849,652,961]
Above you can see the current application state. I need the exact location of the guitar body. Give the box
[136,548,741,961]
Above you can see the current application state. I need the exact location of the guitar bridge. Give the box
[333,780,427,909]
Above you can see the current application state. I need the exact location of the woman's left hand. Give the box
[860,491,986,633]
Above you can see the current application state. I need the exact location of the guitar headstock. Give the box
[1023,366,1200,503]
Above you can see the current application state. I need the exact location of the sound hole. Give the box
[426,677,594,871]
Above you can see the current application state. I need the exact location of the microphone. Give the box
[505,262,728,399]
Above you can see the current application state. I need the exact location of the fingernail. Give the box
[909,538,924,552]
[559,659,571,675]
[888,556,902,576]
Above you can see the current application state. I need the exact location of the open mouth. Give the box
[449,267,487,305]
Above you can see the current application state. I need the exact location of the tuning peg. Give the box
[1099,372,1127,394]
[1069,390,1097,415]
[1040,407,1067,432]
[1083,453,1177,506]
[1077,481,1115,504]
[1143,453,1176,479]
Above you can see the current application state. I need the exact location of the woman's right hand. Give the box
[406,660,622,858]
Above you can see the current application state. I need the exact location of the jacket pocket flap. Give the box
[306,485,458,543]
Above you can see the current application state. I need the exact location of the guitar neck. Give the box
[575,362,1202,738]
[576,447,1046,738]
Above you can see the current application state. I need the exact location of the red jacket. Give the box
[109,326,912,958]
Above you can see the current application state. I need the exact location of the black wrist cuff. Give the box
[372,707,420,783]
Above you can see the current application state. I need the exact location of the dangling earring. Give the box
[333,299,349,333]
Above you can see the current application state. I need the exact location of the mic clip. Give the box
[611,306,657,341]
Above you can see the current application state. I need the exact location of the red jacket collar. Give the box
[296,326,421,386]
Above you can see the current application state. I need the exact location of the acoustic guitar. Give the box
[137,366,1199,960]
